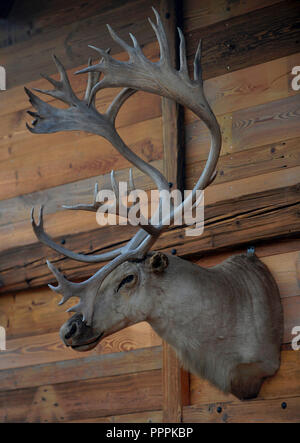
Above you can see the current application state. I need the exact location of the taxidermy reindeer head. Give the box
[26,9,283,400]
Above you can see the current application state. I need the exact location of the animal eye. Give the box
[117,274,135,292]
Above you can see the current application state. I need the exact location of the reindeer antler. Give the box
[27,8,222,325]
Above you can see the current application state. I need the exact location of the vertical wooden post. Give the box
[160,0,184,192]
[159,0,189,423]
[163,343,190,422]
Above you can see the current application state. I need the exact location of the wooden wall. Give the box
[0,0,299,423]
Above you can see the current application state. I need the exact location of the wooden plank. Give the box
[183,0,282,31]
[263,251,300,298]
[0,369,162,422]
[204,166,300,207]
[0,345,162,392]
[70,409,163,423]
[0,323,161,370]
[189,350,300,406]
[187,137,300,188]
[185,0,300,81]
[0,0,160,89]
[0,116,163,201]
[183,396,300,423]
[162,341,190,422]
[0,174,299,293]
[232,95,300,153]
[186,95,300,165]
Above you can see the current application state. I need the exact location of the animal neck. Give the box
[146,255,215,350]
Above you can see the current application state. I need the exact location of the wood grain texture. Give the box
[0,345,162,392]
[183,0,283,31]
[0,369,162,422]
[0,0,160,89]
[183,396,300,423]
[185,0,300,81]
[69,409,163,423]
[186,94,300,165]
[0,324,161,370]
[189,351,300,406]
[162,341,189,423]
[187,137,300,188]
[263,251,300,298]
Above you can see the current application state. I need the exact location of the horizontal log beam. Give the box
[0,368,162,422]
[186,0,300,80]
[0,345,162,392]
[183,396,300,423]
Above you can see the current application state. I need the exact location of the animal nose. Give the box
[64,322,78,340]
[61,316,83,345]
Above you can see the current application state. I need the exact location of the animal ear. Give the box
[148,252,169,273]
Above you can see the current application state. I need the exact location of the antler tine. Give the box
[33,55,77,106]
[31,206,123,263]
[94,181,99,201]
[129,32,144,55]
[106,88,137,125]
[110,169,119,198]
[106,24,133,57]
[52,54,72,88]
[177,27,189,81]
[40,73,61,89]
[84,57,100,104]
[85,49,111,105]
[62,182,100,213]
[109,169,159,236]
[148,7,170,64]
[193,39,203,82]
[128,168,135,193]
